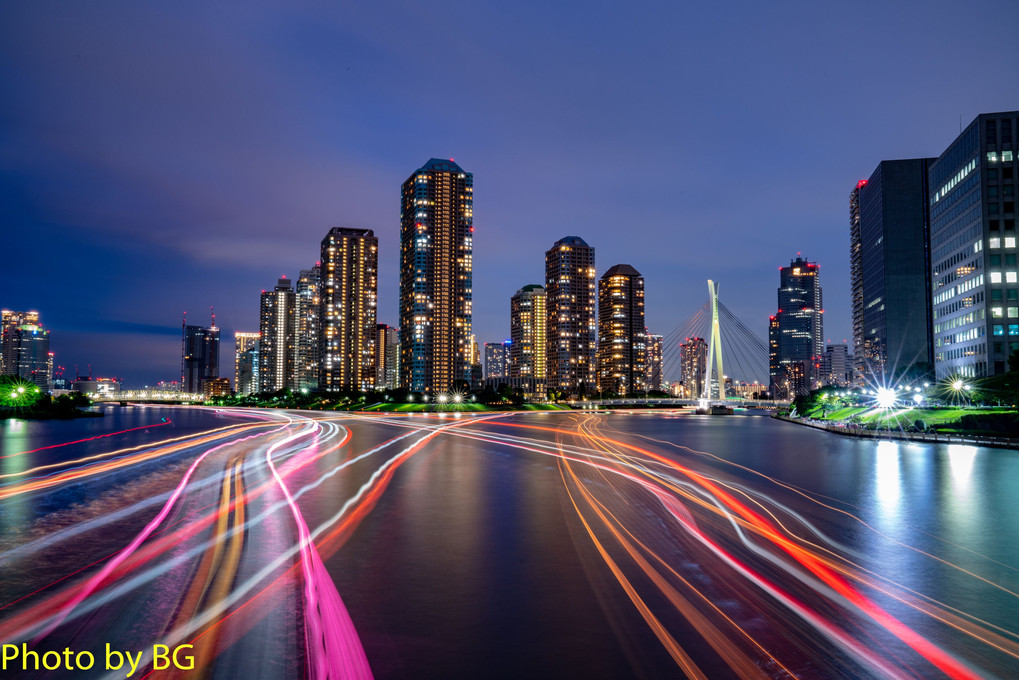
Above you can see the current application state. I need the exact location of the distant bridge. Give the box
[90,390,206,403]
[569,398,788,409]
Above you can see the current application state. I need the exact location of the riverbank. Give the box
[775,414,1019,450]
[0,406,103,421]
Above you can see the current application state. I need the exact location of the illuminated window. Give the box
[1011,325,1019,336]
[1009,307,1019,318]
[988,152,999,163]
[991,237,1002,248]
[1008,272,1018,283]
[992,306,1004,318]
[994,325,1005,336]
[1005,151,1014,162]
[1008,237,1017,248]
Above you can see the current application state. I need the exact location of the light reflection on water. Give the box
[874,440,901,523]
[947,444,978,494]
[1,419,29,538]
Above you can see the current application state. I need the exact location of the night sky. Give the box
[3,2,1018,387]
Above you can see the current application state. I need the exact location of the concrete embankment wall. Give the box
[773,414,1019,451]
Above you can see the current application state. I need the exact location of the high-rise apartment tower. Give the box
[259,278,296,393]
[597,264,646,395]
[545,236,596,396]
[320,228,378,392]
[234,332,260,396]
[295,265,321,391]
[509,285,547,382]
[399,159,473,393]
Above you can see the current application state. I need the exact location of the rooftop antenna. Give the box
[210,306,216,329]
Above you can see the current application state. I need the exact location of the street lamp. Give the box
[875,387,896,408]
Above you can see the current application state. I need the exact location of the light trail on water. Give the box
[3,409,1016,679]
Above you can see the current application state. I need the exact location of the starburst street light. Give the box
[875,387,897,408]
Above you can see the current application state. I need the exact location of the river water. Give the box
[1,406,1017,678]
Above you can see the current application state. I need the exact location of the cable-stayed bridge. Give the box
[660,280,773,402]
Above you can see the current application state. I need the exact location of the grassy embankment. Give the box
[802,404,1018,435]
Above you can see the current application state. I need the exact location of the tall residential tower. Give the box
[295,265,321,391]
[259,278,296,392]
[320,228,378,392]
[399,159,473,393]
[509,284,547,383]
[597,264,646,395]
[234,331,260,396]
[545,236,596,396]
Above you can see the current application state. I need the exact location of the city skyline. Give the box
[3,3,1019,386]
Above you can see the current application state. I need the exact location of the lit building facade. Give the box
[851,159,935,385]
[545,236,596,396]
[769,257,823,398]
[203,377,231,398]
[820,343,853,387]
[680,337,707,398]
[234,331,260,396]
[509,285,547,386]
[2,310,39,376]
[729,380,765,399]
[646,333,663,391]
[320,228,378,392]
[72,377,120,395]
[1,310,52,390]
[375,323,400,390]
[597,264,646,395]
[259,278,296,393]
[295,265,321,391]
[399,159,473,393]
[469,335,483,388]
[8,324,51,390]
[182,317,219,394]
[930,111,1019,379]
[484,341,509,381]
[849,181,865,386]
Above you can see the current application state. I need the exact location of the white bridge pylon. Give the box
[702,280,725,401]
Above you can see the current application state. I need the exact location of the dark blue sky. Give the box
[3,1,1018,387]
